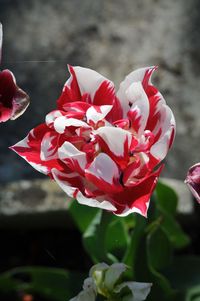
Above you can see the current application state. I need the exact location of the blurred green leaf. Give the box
[105,218,130,261]
[0,267,85,301]
[123,215,147,278]
[83,211,117,264]
[160,212,190,249]
[146,226,175,300]
[156,181,178,215]
[186,285,200,301]
[155,181,190,249]
[68,199,99,233]
[147,227,172,271]
[164,256,200,291]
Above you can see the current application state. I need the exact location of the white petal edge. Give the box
[86,105,113,124]
[45,110,64,127]
[12,134,49,174]
[150,105,175,160]
[114,200,150,218]
[95,126,132,157]
[76,191,117,211]
[127,82,149,135]
[52,168,117,211]
[58,141,87,171]
[54,116,90,134]
[40,133,58,161]
[86,153,120,185]
[73,66,114,101]
[117,66,155,117]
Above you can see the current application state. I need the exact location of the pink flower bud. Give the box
[185,163,200,203]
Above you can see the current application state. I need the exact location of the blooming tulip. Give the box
[11,65,175,217]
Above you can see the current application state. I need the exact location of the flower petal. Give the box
[45,110,66,128]
[113,165,163,217]
[86,105,113,124]
[0,70,30,122]
[11,124,61,174]
[52,168,117,211]
[76,191,117,211]
[58,141,87,175]
[85,153,122,194]
[72,66,115,105]
[54,116,90,134]
[40,131,59,161]
[127,82,149,135]
[150,104,175,162]
[95,126,132,168]
[117,66,156,117]
[57,65,82,109]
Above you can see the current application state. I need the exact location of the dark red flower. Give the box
[0,24,29,122]
[185,163,200,203]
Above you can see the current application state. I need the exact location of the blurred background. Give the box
[0,1,200,299]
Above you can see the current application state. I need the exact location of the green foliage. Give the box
[68,181,192,300]
[0,180,197,301]
[0,266,85,301]
[68,199,99,233]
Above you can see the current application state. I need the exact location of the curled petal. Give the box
[54,116,90,134]
[113,165,163,217]
[45,110,66,128]
[150,104,175,163]
[127,82,149,135]
[95,126,132,168]
[11,124,61,175]
[57,65,82,109]
[58,141,87,175]
[86,105,113,125]
[52,168,117,211]
[117,66,156,117]
[40,131,59,161]
[72,66,115,105]
[85,153,122,194]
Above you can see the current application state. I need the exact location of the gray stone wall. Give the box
[0,0,200,182]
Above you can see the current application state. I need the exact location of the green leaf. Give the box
[83,211,117,264]
[0,274,18,292]
[160,212,190,249]
[186,285,200,301]
[156,181,178,215]
[147,227,172,271]
[146,227,174,300]
[0,267,85,301]
[68,199,99,233]
[155,181,190,249]
[105,218,130,261]
[123,215,147,278]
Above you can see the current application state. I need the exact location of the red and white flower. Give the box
[0,24,29,122]
[185,163,200,203]
[11,65,175,217]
